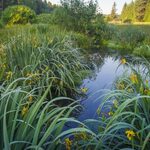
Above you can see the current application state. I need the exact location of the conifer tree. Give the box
[135,0,148,21]
[110,2,117,21]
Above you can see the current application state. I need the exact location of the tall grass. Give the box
[0,24,90,98]
[70,58,150,149]
[0,24,94,149]
[0,78,96,149]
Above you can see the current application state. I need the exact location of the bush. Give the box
[3,5,36,25]
[36,13,53,24]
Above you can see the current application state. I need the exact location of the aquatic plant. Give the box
[0,78,95,149]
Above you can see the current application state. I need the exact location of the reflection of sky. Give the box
[78,56,129,121]
[48,0,133,14]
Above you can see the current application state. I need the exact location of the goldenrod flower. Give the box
[81,87,88,93]
[65,138,72,150]
[125,130,135,140]
[21,106,29,117]
[130,74,138,84]
[121,58,126,64]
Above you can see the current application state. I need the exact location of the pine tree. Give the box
[144,0,150,21]
[110,2,117,20]
[135,0,148,21]
[120,3,127,21]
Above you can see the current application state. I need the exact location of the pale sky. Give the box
[48,0,133,14]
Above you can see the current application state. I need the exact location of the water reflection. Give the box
[78,50,130,121]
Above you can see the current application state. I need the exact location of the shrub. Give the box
[3,5,36,25]
[36,13,53,24]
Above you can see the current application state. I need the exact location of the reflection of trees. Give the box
[84,48,149,81]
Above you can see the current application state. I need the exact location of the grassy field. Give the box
[116,24,150,34]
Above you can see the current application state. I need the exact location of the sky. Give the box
[48,0,133,14]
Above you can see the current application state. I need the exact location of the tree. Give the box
[135,0,148,21]
[144,0,150,21]
[120,3,127,21]
[59,0,98,31]
[1,0,55,14]
[110,2,117,21]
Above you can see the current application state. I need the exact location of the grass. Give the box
[0,24,91,98]
[1,23,150,149]
[63,58,150,149]
[0,24,94,149]
[106,24,150,57]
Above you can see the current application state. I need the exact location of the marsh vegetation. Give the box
[0,0,150,149]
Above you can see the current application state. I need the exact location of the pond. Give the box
[78,50,131,121]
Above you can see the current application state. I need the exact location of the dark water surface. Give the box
[78,51,131,121]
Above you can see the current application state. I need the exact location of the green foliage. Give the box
[3,5,36,25]
[83,58,150,149]
[0,19,4,28]
[36,13,52,24]
[0,24,89,97]
[0,23,95,149]
[121,0,150,22]
[1,0,55,14]
[115,27,146,49]
[144,0,150,21]
[0,79,93,149]
[121,1,135,22]
[135,0,148,21]
[133,45,150,56]
[56,0,98,32]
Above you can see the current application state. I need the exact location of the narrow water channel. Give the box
[78,51,130,121]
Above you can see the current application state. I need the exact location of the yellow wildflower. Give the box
[108,111,114,116]
[130,74,138,84]
[121,58,126,64]
[125,130,135,140]
[81,87,88,93]
[21,106,29,117]
[65,138,72,150]
[28,95,33,103]
[6,71,13,80]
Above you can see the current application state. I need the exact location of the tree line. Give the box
[121,0,150,22]
[0,0,57,14]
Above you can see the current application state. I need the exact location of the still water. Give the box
[78,51,131,121]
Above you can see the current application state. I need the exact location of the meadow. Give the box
[0,1,150,150]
